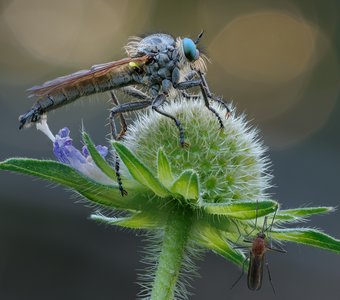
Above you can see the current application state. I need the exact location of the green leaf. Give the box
[271,228,340,253]
[157,148,174,187]
[82,132,117,182]
[170,169,199,201]
[204,200,278,219]
[0,158,147,210]
[91,212,164,229]
[275,207,335,222]
[112,142,170,198]
[193,224,247,269]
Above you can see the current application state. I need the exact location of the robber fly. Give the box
[232,212,286,294]
[19,31,230,146]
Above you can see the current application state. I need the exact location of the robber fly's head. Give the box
[182,30,203,62]
[179,30,207,72]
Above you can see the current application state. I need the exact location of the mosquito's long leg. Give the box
[109,99,152,196]
[266,262,276,295]
[151,94,187,147]
[267,244,287,253]
[231,257,249,290]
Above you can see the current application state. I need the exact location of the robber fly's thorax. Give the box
[125,33,206,96]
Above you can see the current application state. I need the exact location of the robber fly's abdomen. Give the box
[19,69,137,129]
[44,74,125,109]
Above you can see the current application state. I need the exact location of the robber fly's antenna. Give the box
[194,30,204,44]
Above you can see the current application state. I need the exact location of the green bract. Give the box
[1,99,339,300]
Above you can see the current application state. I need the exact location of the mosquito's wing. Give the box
[27,56,150,98]
[247,253,264,291]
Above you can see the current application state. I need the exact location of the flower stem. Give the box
[150,208,192,300]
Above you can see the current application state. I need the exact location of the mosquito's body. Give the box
[247,231,268,291]
[232,215,286,293]
[19,32,229,146]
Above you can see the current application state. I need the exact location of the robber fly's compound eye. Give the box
[182,38,199,61]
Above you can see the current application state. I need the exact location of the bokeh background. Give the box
[0,0,339,299]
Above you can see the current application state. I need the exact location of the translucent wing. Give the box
[27,56,150,98]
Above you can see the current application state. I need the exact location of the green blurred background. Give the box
[0,0,339,299]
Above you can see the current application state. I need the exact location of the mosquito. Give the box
[231,210,286,294]
[19,31,230,146]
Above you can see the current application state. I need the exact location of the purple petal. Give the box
[82,145,108,159]
[58,127,70,138]
[53,128,86,165]
[51,128,113,185]
[82,146,90,158]
[96,145,108,158]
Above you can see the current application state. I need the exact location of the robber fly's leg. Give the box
[110,100,152,139]
[114,153,128,197]
[110,91,128,140]
[109,100,152,196]
[110,88,150,139]
[181,91,201,101]
[120,86,149,100]
[198,70,231,117]
[151,94,187,147]
[180,71,201,101]
[183,70,197,81]
[173,68,224,128]
[175,79,224,128]
[199,82,224,129]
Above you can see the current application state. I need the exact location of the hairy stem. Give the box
[150,208,192,300]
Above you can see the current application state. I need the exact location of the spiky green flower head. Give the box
[124,99,271,204]
[1,96,339,300]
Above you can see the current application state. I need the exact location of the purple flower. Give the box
[37,120,113,185]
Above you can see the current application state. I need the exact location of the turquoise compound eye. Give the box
[182,38,199,61]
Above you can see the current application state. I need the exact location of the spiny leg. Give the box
[110,91,127,140]
[109,98,152,196]
[120,86,149,100]
[197,70,231,117]
[114,153,127,196]
[109,98,152,140]
[181,91,201,101]
[197,72,224,129]
[151,94,187,147]
[173,70,225,128]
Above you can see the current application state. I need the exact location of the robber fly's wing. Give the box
[27,56,149,98]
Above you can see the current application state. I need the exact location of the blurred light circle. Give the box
[3,0,84,65]
[2,0,130,67]
[209,10,317,83]
[207,9,339,149]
